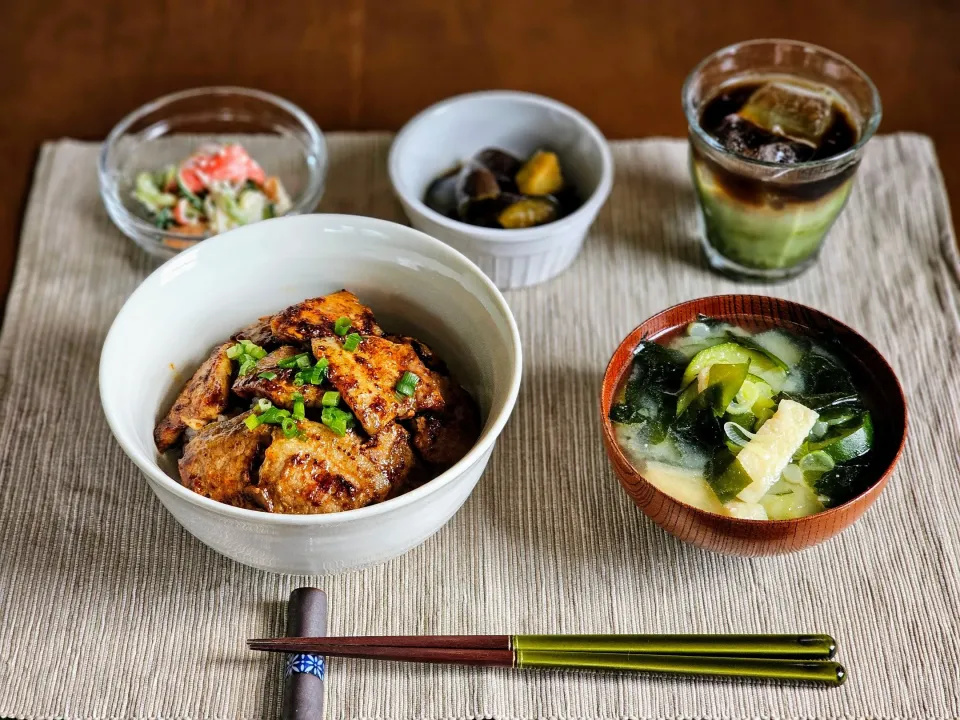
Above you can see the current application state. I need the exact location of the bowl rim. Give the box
[98,85,328,245]
[99,213,523,526]
[600,294,907,525]
[387,89,614,243]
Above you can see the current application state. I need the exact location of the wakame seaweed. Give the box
[609,340,686,440]
[814,464,873,507]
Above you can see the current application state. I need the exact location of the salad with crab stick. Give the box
[132,143,293,236]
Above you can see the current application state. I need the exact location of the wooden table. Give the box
[2,0,957,316]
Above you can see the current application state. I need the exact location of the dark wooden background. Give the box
[2,0,957,315]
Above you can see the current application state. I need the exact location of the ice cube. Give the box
[737,82,835,145]
[757,142,801,164]
[713,115,763,156]
[714,115,814,165]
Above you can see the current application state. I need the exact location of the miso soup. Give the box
[610,317,875,520]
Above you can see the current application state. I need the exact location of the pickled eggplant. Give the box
[610,317,875,520]
[424,167,460,218]
[456,163,500,210]
[422,146,581,229]
[475,148,522,182]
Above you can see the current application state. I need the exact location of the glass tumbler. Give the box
[682,40,881,281]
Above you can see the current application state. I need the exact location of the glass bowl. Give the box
[99,87,327,259]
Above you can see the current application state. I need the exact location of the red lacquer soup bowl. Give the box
[600,295,907,556]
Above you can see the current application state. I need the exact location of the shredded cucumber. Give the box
[133,172,176,213]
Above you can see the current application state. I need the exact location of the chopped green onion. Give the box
[281,416,300,438]
[800,451,836,474]
[259,407,291,425]
[295,353,313,370]
[723,421,755,448]
[334,316,351,336]
[321,406,353,436]
[239,339,267,359]
[395,371,420,397]
[292,392,306,420]
[255,398,273,413]
[258,371,278,381]
[343,333,361,352]
[321,391,340,407]
[277,355,300,369]
[309,358,329,385]
[244,414,262,430]
[293,373,306,386]
[238,357,257,376]
[226,343,244,360]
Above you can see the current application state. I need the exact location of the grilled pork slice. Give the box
[411,377,481,468]
[178,412,272,506]
[231,315,278,349]
[252,420,415,513]
[384,334,449,375]
[154,343,234,453]
[270,290,382,343]
[232,346,325,410]
[312,335,445,436]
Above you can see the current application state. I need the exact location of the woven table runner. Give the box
[1,133,958,720]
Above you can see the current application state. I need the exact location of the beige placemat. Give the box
[1,133,959,720]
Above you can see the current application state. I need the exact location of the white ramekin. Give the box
[389,91,614,289]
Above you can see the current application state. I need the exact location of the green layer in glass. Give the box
[692,158,853,271]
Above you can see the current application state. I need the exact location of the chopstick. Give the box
[248,633,837,658]
[246,635,845,685]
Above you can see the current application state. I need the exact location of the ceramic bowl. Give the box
[600,295,907,555]
[100,214,522,574]
[388,91,614,290]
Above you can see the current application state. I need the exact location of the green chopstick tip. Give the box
[797,633,837,659]
[835,663,847,686]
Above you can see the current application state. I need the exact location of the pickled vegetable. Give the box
[422,146,580,230]
[475,148,522,182]
[424,167,459,217]
[497,197,558,229]
[515,150,564,196]
[456,163,500,217]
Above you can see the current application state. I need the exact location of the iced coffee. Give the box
[683,40,881,280]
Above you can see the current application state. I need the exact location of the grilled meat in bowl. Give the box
[155,290,481,514]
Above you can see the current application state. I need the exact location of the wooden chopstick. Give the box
[245,640,846,685]
[248,633,837,658]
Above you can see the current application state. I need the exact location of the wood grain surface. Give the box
[1,0,957,319]
[600,295,908,556]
